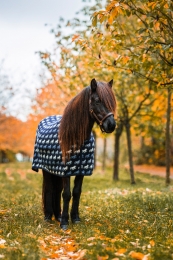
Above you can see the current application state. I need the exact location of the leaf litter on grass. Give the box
[1,163,173,260]
[39,231,87,260]
[73,186,173,259]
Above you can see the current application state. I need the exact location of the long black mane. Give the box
[58,86,92,161]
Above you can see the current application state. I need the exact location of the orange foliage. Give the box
[32,83,71,119]
[0,82,73,158]
[24,83,72,157]
[0,114,24,152]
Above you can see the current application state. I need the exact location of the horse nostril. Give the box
[108,121,116,131]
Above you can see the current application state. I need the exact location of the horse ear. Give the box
[108,79,113,88]
[91,78,97,92]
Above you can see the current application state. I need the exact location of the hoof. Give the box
[55,215,62,222]
[44,216,52,223]
[71,217,81,224]
[60,224,69,230]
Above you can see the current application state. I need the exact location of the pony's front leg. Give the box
[61,176,71,230]
[42,170,54,221]
[52,175,63,222]
[71,175,84,223]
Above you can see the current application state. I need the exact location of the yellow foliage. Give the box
[122,56,129,64]
[108,15,113,24]
[154,21,160,31]
[72,34,79,42]
[111,7,118,19]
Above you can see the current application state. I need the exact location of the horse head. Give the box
[89,78,116,133]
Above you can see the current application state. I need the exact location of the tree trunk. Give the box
[113,121,123,180]
[140,136,145,150]
[165,87,172,185]
[0,151,2,163]
[102,137,107,172]
[125,120,136,184]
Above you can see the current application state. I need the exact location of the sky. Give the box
[0,0,86,119]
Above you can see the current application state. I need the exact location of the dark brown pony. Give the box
[33,78,117,230]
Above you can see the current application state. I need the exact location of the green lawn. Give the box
[0,162,173,260]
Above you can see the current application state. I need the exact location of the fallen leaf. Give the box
[0,210,8,215]
[87,237,95,241]
[88,243,95,246]
[76,249,87,260]
[49,253,59,258]
[0,239,6,245]
[97,255,109,260]
[117,248,126,254]
[115,248,127,256]
[129,251,145,260]
[150,240,155,246]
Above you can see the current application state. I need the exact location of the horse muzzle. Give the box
[101,116,116,133]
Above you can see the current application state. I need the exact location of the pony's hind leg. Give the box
[71,175,84,223]
[61,177,71,230]
[42,170,54,222]
[52,175,63,222]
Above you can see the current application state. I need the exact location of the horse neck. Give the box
[86,116,95,139]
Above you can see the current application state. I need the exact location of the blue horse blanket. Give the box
[32,115,95,176]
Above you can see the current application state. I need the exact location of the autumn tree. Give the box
[0,62,14,120]
[91,0,173,183]
[71,3,165,183]
[111,72,161,183]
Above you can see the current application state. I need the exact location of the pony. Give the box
[32,78,117,230]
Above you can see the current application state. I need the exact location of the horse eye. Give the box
[95,99,100,104]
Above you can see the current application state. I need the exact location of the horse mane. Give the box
[96,81,116,116]
[59,82,116,161]
[59,86,91,161]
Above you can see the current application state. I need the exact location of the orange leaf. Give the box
[122,56,129,64]
[87,237,96,241]
[115,248,127,256]
[72,34,79,42]
[0,210,8,215]
[148,2,156,9]
[129,251,145,260]
[117,248,127,254]
[150,240,155,246]
[111,7,118,19]
[49,253,59,258]
[97,255,109,260]
[0,244,6,249]
[65,244,77,252]
[154,22,160,31]
[108,15,113,24]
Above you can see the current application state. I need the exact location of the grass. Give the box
[0,162,173,259]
